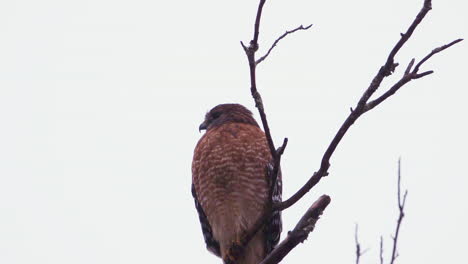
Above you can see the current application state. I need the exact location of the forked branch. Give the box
[275,0,462,212]
[241,1,312,163]
[364,38,463,113]
[231,0,461,263]
[389,158,408,264]
[353,159,408,264]
[355,224,368,264]
[230,0,315,261]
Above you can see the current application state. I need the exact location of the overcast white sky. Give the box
[0,0,466,263]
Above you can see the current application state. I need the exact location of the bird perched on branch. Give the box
[192,103,282,264]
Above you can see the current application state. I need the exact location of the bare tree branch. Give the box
[241,0,276,160]
[256,24,313,65]
[413,38,463,73]
[241,0,312,163]
[259,195,331,264]
[380,236,384,264]
[252,0,267,46]
[389,158,408,264]
[364,38,463,113]
[274,0,462,212]
[353,159,408,264]
[230,0,461,263]
[233,1,314,258]
[226,194,330,264]
[354,224,368,264]
[355,224,361,264]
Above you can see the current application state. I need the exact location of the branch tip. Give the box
[240,41,248,52]
[379,236,384,264]
[405,58,415,75]
[237,0,460,262]
[414,38,463,73]
[390,159,407,264]
[277,138,288,156]
[414,70,433,79]
[257,23,313,65]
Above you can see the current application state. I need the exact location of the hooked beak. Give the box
[199,121,207,132]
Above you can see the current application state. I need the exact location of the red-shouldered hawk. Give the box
[192,103,282,264]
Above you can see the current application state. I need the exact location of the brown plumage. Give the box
[192,104,282,264]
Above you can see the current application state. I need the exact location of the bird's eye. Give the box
[211,112,221,119]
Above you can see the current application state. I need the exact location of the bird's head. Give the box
[199,103,259,132]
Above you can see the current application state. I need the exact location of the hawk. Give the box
[192,103,282,264]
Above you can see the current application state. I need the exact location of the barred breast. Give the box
[192,122,271,252]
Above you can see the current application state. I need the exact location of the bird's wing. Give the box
[191,184,221,257]
[264,163,283,253]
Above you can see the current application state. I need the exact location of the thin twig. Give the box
[390,158,408,264]
[259,195,331,264]
[380,236,384,264]
[413,38,463,73]
[354,224,369,264]
[364,38,463,113]
[355,224,362,264]
[275,0,462,212]
[241,0,276,160]
[230,0,309,258]
[256,24,313,65]
[243,0,313,162]
[354,159,408,264]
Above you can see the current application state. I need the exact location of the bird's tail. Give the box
[223,232,266,264]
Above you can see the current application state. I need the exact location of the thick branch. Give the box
[275,0,462,212]
[259,195,331,264]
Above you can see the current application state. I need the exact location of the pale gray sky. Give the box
[0,0,466,263]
